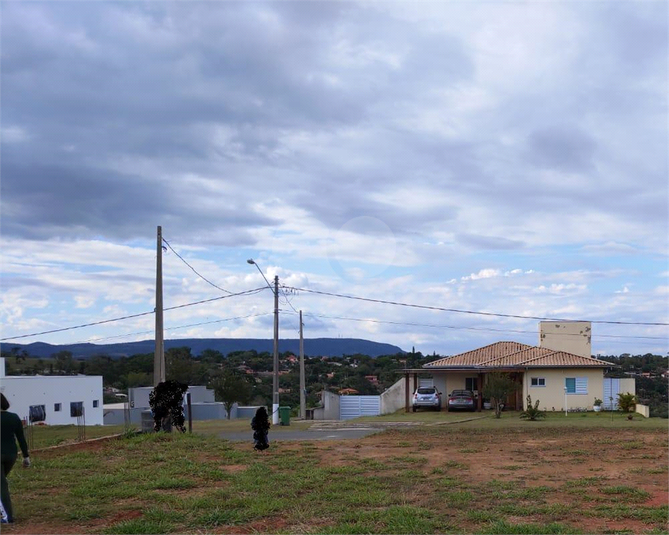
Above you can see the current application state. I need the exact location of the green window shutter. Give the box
[565,378,576,394]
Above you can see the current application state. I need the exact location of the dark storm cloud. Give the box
[526,126,597,173]
[0,160,274,243]
[1,0,666,252]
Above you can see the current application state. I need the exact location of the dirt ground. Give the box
[5,426,668,534]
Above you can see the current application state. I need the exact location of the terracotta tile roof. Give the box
[521,351,610,368]
[424,342,611,369]
[423,341,533,367]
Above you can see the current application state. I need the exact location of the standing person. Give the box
[1,393,30,524]
[251,406,270,451]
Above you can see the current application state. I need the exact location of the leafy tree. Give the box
[210,370,253,419]
[520,395,545,421]
[482,372,517,419]
[617,392,637,413]
[53,350,76,374]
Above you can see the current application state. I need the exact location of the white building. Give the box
[0,357,104,426]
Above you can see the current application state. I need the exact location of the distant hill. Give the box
[4,338,405,360]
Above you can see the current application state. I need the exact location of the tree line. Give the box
[2,346,433,412]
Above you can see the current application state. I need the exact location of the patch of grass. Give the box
[443,460,469,469]
[479,520,581,534]
[390,454,427,464]
[501,464,523,470]
[147,476,197,490]
[619,440,644,450]
[443,490,474,505]
[599,485,651,500]
[467,510,498,523]
[104,518,175,534]
[585,504,668,523]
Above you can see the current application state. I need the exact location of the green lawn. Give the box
[358,409,667,428]
[7,420,668,534]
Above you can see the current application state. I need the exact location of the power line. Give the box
[162,237,233,294]
[279,286,299,315]
[295,312,667,341]
[77,312,273,344]
[283,286,669,327]
[0,287,268,342]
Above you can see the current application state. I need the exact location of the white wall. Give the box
[312,390,340,420]
[128,385,215,409]
[379,378,406,415]
[539,321,592,358]
[1,375,104,426]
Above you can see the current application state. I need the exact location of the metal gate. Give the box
[340,396,381,420]
[603,378,621,410]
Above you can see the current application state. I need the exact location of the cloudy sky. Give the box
[1,1,667,357]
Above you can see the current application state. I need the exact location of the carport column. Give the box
[445,375,449,412]
[413,373,418,394]
[478,373,483,412]
[405,373,410,412]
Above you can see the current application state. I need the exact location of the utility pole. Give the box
[299,310,305,420]
[272,275,280,425]
[154,225,165,386]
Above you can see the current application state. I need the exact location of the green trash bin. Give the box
[279,406,291,426]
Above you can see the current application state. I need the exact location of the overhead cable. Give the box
[0,287,268,342]
[294,312,667,341]
[77,312,273,344]
[283,286,669,327]
[162,237,233,294]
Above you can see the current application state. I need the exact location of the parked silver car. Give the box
[447,389,476,411]
[412,387,442,411]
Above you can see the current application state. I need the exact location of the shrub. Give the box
[617,392,637,413]
[520,395,546,421]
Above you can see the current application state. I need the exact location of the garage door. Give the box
[340,396,381,420]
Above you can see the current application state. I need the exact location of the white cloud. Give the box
[462,269,501,281]
[2,126,30,143]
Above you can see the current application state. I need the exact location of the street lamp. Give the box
[247,259,280,425]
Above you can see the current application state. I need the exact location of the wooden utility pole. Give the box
[299,310,305,419]
[154,225,165,386]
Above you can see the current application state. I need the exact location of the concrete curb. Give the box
[31,430,139,453]
[426,415,491,426]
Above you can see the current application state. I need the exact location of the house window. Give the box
[29,405,46,423]
[531,377,546,387]
[93,400,99,408]
[565,377,588,395]
[70,401,84,417]
[54,403,62,412]
[465,377,478,391]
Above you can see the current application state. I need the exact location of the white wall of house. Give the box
[539,321,592,358]
[522,368,605,411]
[1,375,104,425]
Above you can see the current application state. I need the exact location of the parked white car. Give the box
[412,387,442,411]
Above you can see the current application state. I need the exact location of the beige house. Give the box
[402,340,616,412]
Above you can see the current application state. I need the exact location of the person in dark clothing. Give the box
[251,407,270,451]
[1,393,30,523]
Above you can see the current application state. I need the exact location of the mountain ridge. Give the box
[3,338,406,359]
